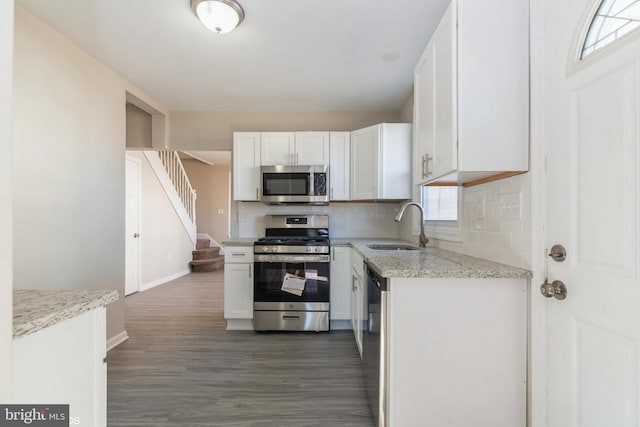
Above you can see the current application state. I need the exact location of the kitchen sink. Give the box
[367,244,420,251]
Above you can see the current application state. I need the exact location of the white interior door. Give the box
[542,1,640,425]
[125,156,141,296]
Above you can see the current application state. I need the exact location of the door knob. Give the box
[133,233,140,238]
[540,279,567,300]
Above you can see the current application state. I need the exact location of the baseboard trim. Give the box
[107,331,129,352]
[330,320,352,330]
[140,269,191,292]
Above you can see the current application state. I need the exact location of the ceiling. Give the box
[16,0,450,112]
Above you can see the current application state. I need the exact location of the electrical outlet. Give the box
[217,209,224,215]
[499,192,521,219]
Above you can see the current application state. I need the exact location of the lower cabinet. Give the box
[387,277,527,426]
[13,308,107,427]
[351,249,364,358]
[223,245,254,330]
[329,246,351,329]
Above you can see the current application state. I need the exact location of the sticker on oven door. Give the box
[305,269,318,279]
[281,272,305,296]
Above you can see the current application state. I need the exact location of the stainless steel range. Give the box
[253,214,330,332]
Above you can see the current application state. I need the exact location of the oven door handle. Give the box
[254,255,330,263]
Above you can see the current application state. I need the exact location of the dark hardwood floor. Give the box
[107,270,374,427]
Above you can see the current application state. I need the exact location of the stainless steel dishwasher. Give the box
[363,262,388,427]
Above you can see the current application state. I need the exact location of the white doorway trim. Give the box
[530,0,549,425]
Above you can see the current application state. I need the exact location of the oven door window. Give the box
[254,261,330,302]
[262,173,310,196]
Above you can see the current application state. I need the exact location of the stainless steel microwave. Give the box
[260,165,329,205]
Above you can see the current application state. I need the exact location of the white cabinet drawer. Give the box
[224,246,253,263]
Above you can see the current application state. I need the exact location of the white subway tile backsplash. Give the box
[237,201,401,238]
[430,173,532,269]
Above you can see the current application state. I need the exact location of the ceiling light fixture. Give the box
[191,0,245,34]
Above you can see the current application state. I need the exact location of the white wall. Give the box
[401,173,532,269]
[169,111,402,151]
[237,202,402,238]
[12,8,170,342]
[182,160,230,245]
[0,0,14,402]
[128,152,193,289]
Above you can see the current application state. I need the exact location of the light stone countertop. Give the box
[13,289,119,339]
[334,238,532,279]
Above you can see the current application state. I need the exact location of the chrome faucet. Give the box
[395,201,429,247]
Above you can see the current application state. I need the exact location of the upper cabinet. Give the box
[260,132,329,166]
[329,132,350,201]
[233,132,261,201]
[414,0,529,186]
[350,124,412,200]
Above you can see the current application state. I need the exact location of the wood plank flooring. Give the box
[107,271,375,427]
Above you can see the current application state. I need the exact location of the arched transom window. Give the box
[581,0,640,58]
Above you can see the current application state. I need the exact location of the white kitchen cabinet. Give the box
[350,248,364,358]
[330,246,351,329]
[260,132,329,166]
[387,276,527,426]
[223,245,253,330]
[413,0,529,186]
[260,132,295,165]
[350,123,411,200]
[232,132,261,201]
[328,132,350,201]
[295,132,330,165]
[13,308,107,427]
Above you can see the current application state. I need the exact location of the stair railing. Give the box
[157,150,197,225]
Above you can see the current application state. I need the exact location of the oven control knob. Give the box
[262,247,268,252]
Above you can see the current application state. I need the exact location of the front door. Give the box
[541,0,640,425]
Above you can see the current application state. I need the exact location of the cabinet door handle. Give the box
[423,154,433,178]
[256,188,259,199]
[249,265,252,278]
[352,275,356,291]
[332,248,335,261]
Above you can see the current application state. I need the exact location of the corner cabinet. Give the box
[233,132,261,201]
[329,246,351,329]
[260,132,330,166]
[413,0,529,186]
[350,123,412,200]
[223,245,254,330]
[351,249,364,358]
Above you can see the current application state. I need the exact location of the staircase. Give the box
[190,239,224,272]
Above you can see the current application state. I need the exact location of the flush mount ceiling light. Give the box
[191,0,245,34]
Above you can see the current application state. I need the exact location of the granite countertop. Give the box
[337,239,532,280]
[222,239,256,246]
[221,236,531,280]
[13,289,119,339]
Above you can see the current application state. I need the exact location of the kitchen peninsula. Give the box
[12,289,118,427]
